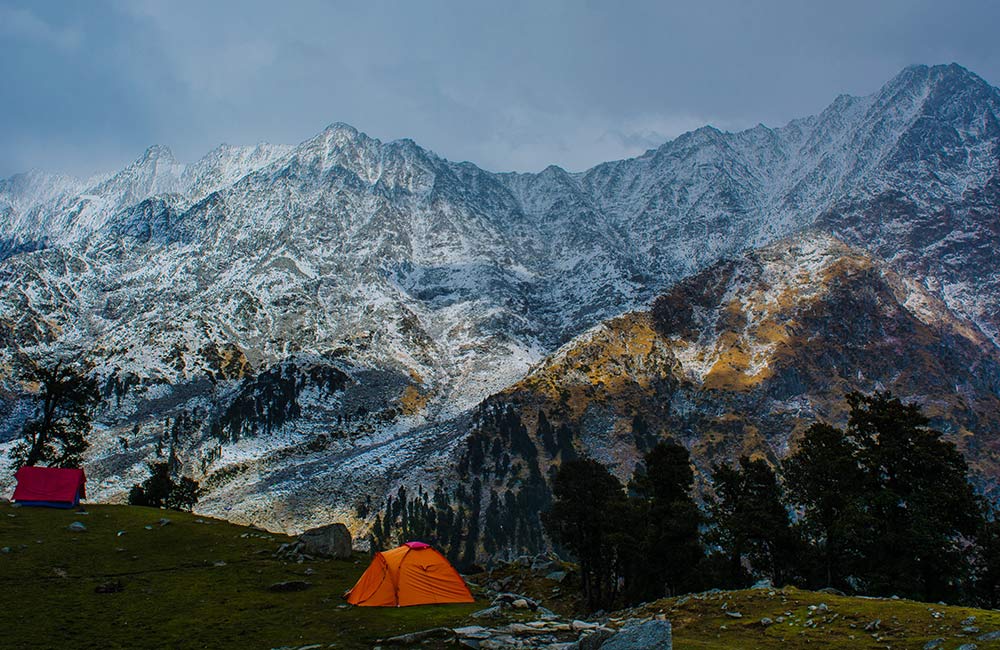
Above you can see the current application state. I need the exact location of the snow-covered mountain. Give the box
[1,64,999,549]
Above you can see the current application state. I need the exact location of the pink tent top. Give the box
[12,466,87,503]
[404,541,431,549]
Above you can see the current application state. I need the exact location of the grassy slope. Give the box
[625,586,1000,649]
[0,502,479,650]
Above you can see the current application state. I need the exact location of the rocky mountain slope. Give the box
[1,64,999,552]
[383,233,1000,563]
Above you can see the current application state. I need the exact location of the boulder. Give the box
[298,523,352,559]
[68,522,87,532]
[601,620,672,650]
[267,580,312,592]
[471,606,503,619]
[573,628,615,650]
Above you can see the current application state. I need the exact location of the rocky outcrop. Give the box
[298,523,352,559]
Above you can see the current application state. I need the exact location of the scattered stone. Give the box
[818,587,847,596]
[863,619,881,632]
[923,639,945,650]
[453,626,491,639]
[267,580,312,593]
[493,592,539,610]
[157,518,171,526]
[571,621,598,632]
[978,631,1000,641]
[94,579,124,594]
[725,611,743,618]
[962,616,978,626]
[532,559,555,574]
[213,561,227,567]
[116,530,126,537]
[144,525,153,530]
[955,644,978,650]
[574,628,615,650]
[1,547,10,553]
[760,617,773,626]
[752,579,773,589]
[67,521,87,532]
[965,626,982,634]
[601,620,672,650]
[816,602,829,613]
[298,523,352,559]
[471,606,503,619]
[379,627,455,645]
[546,570,568,583]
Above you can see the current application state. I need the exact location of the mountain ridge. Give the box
[1,63,999,550]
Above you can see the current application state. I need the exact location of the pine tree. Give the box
[626,440,704,599]
[11,358,99,469]
[709,457,798,587]
[784,422,865,589]
[543,458,628,610]
[845,391,980,601]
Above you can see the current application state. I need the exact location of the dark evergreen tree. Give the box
[708,456,798,587]
[128,462,200,511]
[845,391,980,601]
[543,458,628,610]
[784,422,865,589]
[625,440,704,600]
[972,510,1000,608]
[11,358,99,469]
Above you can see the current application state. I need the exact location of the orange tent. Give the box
[346,541,474,606]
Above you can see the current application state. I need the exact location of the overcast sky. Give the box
[1,0,998,179]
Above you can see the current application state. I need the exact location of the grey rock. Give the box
[863,619,880,632]
[923,639,944,650]
[471,606,503,619]
[298,523,352,559]
[760,618,773,627]
[962,616,978,626]
[267,580,312,592]
[978,631,1000,641]
[600,620,672,650]
[752,579,772,589]
[546,570,568,583]
[380,627,455,645]
[573,628,615,650]
[955,644,978,650]
[67,521,87,532]
[157,518,171,526]
[818,587,847,596]
[724,611,742,618]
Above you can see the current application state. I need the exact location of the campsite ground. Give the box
[4,501,1000,649]
[0,502,478,649]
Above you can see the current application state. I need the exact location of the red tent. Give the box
[12,466,87,508]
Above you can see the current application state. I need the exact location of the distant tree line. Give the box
[544,391,1000,611]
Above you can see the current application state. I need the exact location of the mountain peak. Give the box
[881,62,993,98]
[139,144,177,164]
[321,122,361,139]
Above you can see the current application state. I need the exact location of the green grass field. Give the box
[0,502,479,649]
[7,501,1000,649]
[625,585,1000,649]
